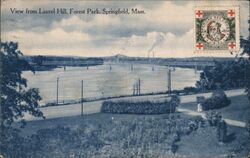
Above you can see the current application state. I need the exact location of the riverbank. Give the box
[42,87,246,107]
[22,88,245,121]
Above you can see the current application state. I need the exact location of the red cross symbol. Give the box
[227,10,235,17]
[196,43,204,50]
[195,10,203,18]
[228,42,236,49]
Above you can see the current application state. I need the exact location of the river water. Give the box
[22,64,200,104]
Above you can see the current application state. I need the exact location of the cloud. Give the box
[2,28,91,54]
[99,29,192,57]
[52,15,121,36]
[2,27,194,57]
[1,0,249,57]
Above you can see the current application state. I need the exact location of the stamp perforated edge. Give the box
[193,6,240,54]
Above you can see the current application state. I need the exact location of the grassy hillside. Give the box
[10,94,249,158]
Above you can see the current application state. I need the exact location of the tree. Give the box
[197,19,250,91]
[240,36,250,100]
[240,35,250,59]
[240,19,250,100]
[0,42,44,129]
[33,55,45,66]
[240,21,250,146]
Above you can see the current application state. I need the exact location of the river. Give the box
[22,64,200,104]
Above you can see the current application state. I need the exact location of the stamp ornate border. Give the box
[194,6,240,53]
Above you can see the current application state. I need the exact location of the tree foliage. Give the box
[0,42,44,128]
[196,19,250,93]
[240,36,250,100]
[196,59,250,91]
[32,55,45,66]
[0,115,202,157]
[202,89,231,110]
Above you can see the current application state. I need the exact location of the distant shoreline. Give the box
[22,54,249,71]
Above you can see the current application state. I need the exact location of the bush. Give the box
[188,116,205,131]
[203,89,231,110]
[170,95,180,108]
[183,87,198,94]
[205,111,222,126]
[101,96,180,114]
[216,119,227,143]
[0,127,28,158]
[2,114,205,157]
[45,102,57,107]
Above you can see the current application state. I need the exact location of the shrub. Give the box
[0,127,28,158]
[45,102,57,107]
[205,111,222,126]
[2,113,205,157]
[183,87,197,94]
[188,116,205,131]
[101,97,180,114]
[202,89,231,110]
[170,95,180,109]
[216,119,227,143]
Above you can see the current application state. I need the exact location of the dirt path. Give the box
[177,108,246,128]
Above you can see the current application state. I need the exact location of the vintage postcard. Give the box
[0,0,250,158]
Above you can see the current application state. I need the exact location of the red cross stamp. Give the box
[194,6,240,53]
[228,42,236,49]
[196,43,204,50]
[227,10,235,18]
[195,10,203,18]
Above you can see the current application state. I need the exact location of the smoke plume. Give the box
[148,32,165,57]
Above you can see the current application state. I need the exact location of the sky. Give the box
[1,0,249,58]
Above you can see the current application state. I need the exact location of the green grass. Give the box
[10,113,198,158]
[180,94,250,122]
[217,95,250,122]
[12,94,250,158]
[177,124,249,158]
[18,113,183,136]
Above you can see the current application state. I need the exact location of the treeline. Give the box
[104,54,237,62]
[25,55,103,65]
[22,55,104,71]
[104,54,237,68]
[22,54,239,70]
